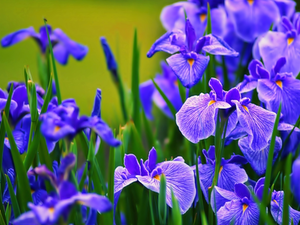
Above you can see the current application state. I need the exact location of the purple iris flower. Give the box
[225,0,280,43]
[14,154,112,225]
[176,77,276,150]
[147,19,238,88]
[193,146,248,202]
[238,136,282,176]
[291,157,300,205]
[114,147,195,214]
[40,90,121,148]
[139,62,186,119]
[1,25,88,65]
[271,190,300,224]
[254,15,300,75]
[240,57,300,125]
[211,179,265,224]
[2,169,15,204]
[160,2,227,39]
[189,0,224,8]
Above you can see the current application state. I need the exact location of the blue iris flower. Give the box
[147,19,238,88]
[176,77,276,151]
[292,157,300,206]
[225,0,281,43]
[139,61,186,119]
[13,154,112,225]
[193,146,248,203]
[254,15,300,75]
[114,147,196,215]
[1,25,88,65]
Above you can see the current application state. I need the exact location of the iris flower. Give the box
[1,25,88,65]
[254,15,300,75]
[114,147,195,214]
[147,19,238,88]
[292,157,300,205]
[193,146,248,202]
[139,62,185,119]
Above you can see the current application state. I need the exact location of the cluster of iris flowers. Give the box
[1,0,300,224]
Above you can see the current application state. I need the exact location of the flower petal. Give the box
[211,186,239,213]
[203,34,239,57]
[74,193,112,213]
[1,27,38,47]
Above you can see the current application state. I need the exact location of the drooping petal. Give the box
[166,53,209,88]
[239,136,282,176]
[257,76,300,124]
[137,161,196,214]
[211,186,239,213]
[217,200,260,225]
[147,31,184,58]
[114,167,137,194]
[13,211,40,225]
[225,0,280,42]
[1,27,38,47]
[53,43,70,65]
[202,34,239,57]
[176,93,231,143]
[271,191,300,225]
[74,193,112,213]
[234,101,276,151]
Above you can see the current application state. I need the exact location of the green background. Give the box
[0,0,173,126]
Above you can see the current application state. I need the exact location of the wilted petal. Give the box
[166,53,209,88]
[234,101,276,151]
[239,136,282,176]
[176,94,231,143]
[137,161,196,214]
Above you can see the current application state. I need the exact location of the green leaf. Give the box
[5,174,20,218]
[177,79,186,103]
[2,113,33,212]
[260,103,282,224]
[151,78,177,119]
[5,204,10,225]
[170,190,182,225]
[282,153,292,224]
[108,131,116,225]
[141,109,154,149]
[131,29,141,132]
[206,3,212,34]
[44,18,62,104]
[128,121,146,160]
[37,53,48,89]
[149,191,155,225]
[0,211,6,225]
[158,174,167,224]
[24,76,53,171]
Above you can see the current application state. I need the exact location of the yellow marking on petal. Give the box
[208,100,216,106]
[247,0,254,5]
[77,200,85,206]
[243,204,248,213]
[31,189,35,194]
[187,58,194,67]
[174,80,178,86]
[48,207,55,214]
[154,175,160,181]
[243,105,249,112]
[273,199,279,205]
[54,126,60,133]
[276,80,283,88]
[5,137,8,141]
[288,37,294,45]
[219,166,223,175]
[208,186,212,190]
[200,14,206,23]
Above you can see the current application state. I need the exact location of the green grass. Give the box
[0,0,174,127]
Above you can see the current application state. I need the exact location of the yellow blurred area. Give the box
[0,0,173,126]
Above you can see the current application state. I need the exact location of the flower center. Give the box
[276,80,282,88]
[247,0,254,5]
[187,58,194,67]
[219,166,223,175]
[243,204,248,213]
[242,105,249,112]
[54,126,60,133]
[208,100,216,106]
[288,37,294,46]
[200,14,206,23]
[273,199,279,205]
[48,207,55,214]
[154,174,160,181]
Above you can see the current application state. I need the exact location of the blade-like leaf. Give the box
[282,153,292,224]
[158,174,167,224]
[170,190,182,225]
[3,113,33,212]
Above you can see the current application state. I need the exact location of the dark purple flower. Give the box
[147,19,238,88]
[1,25,88,65]
[193,146,248,203]
[225,0,280,42]
[140,62,186,119]
[254,15,300,75]
[114,147,195,214]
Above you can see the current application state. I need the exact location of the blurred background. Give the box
[0,0,174,127]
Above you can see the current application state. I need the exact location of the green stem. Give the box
[149,191,155,225]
